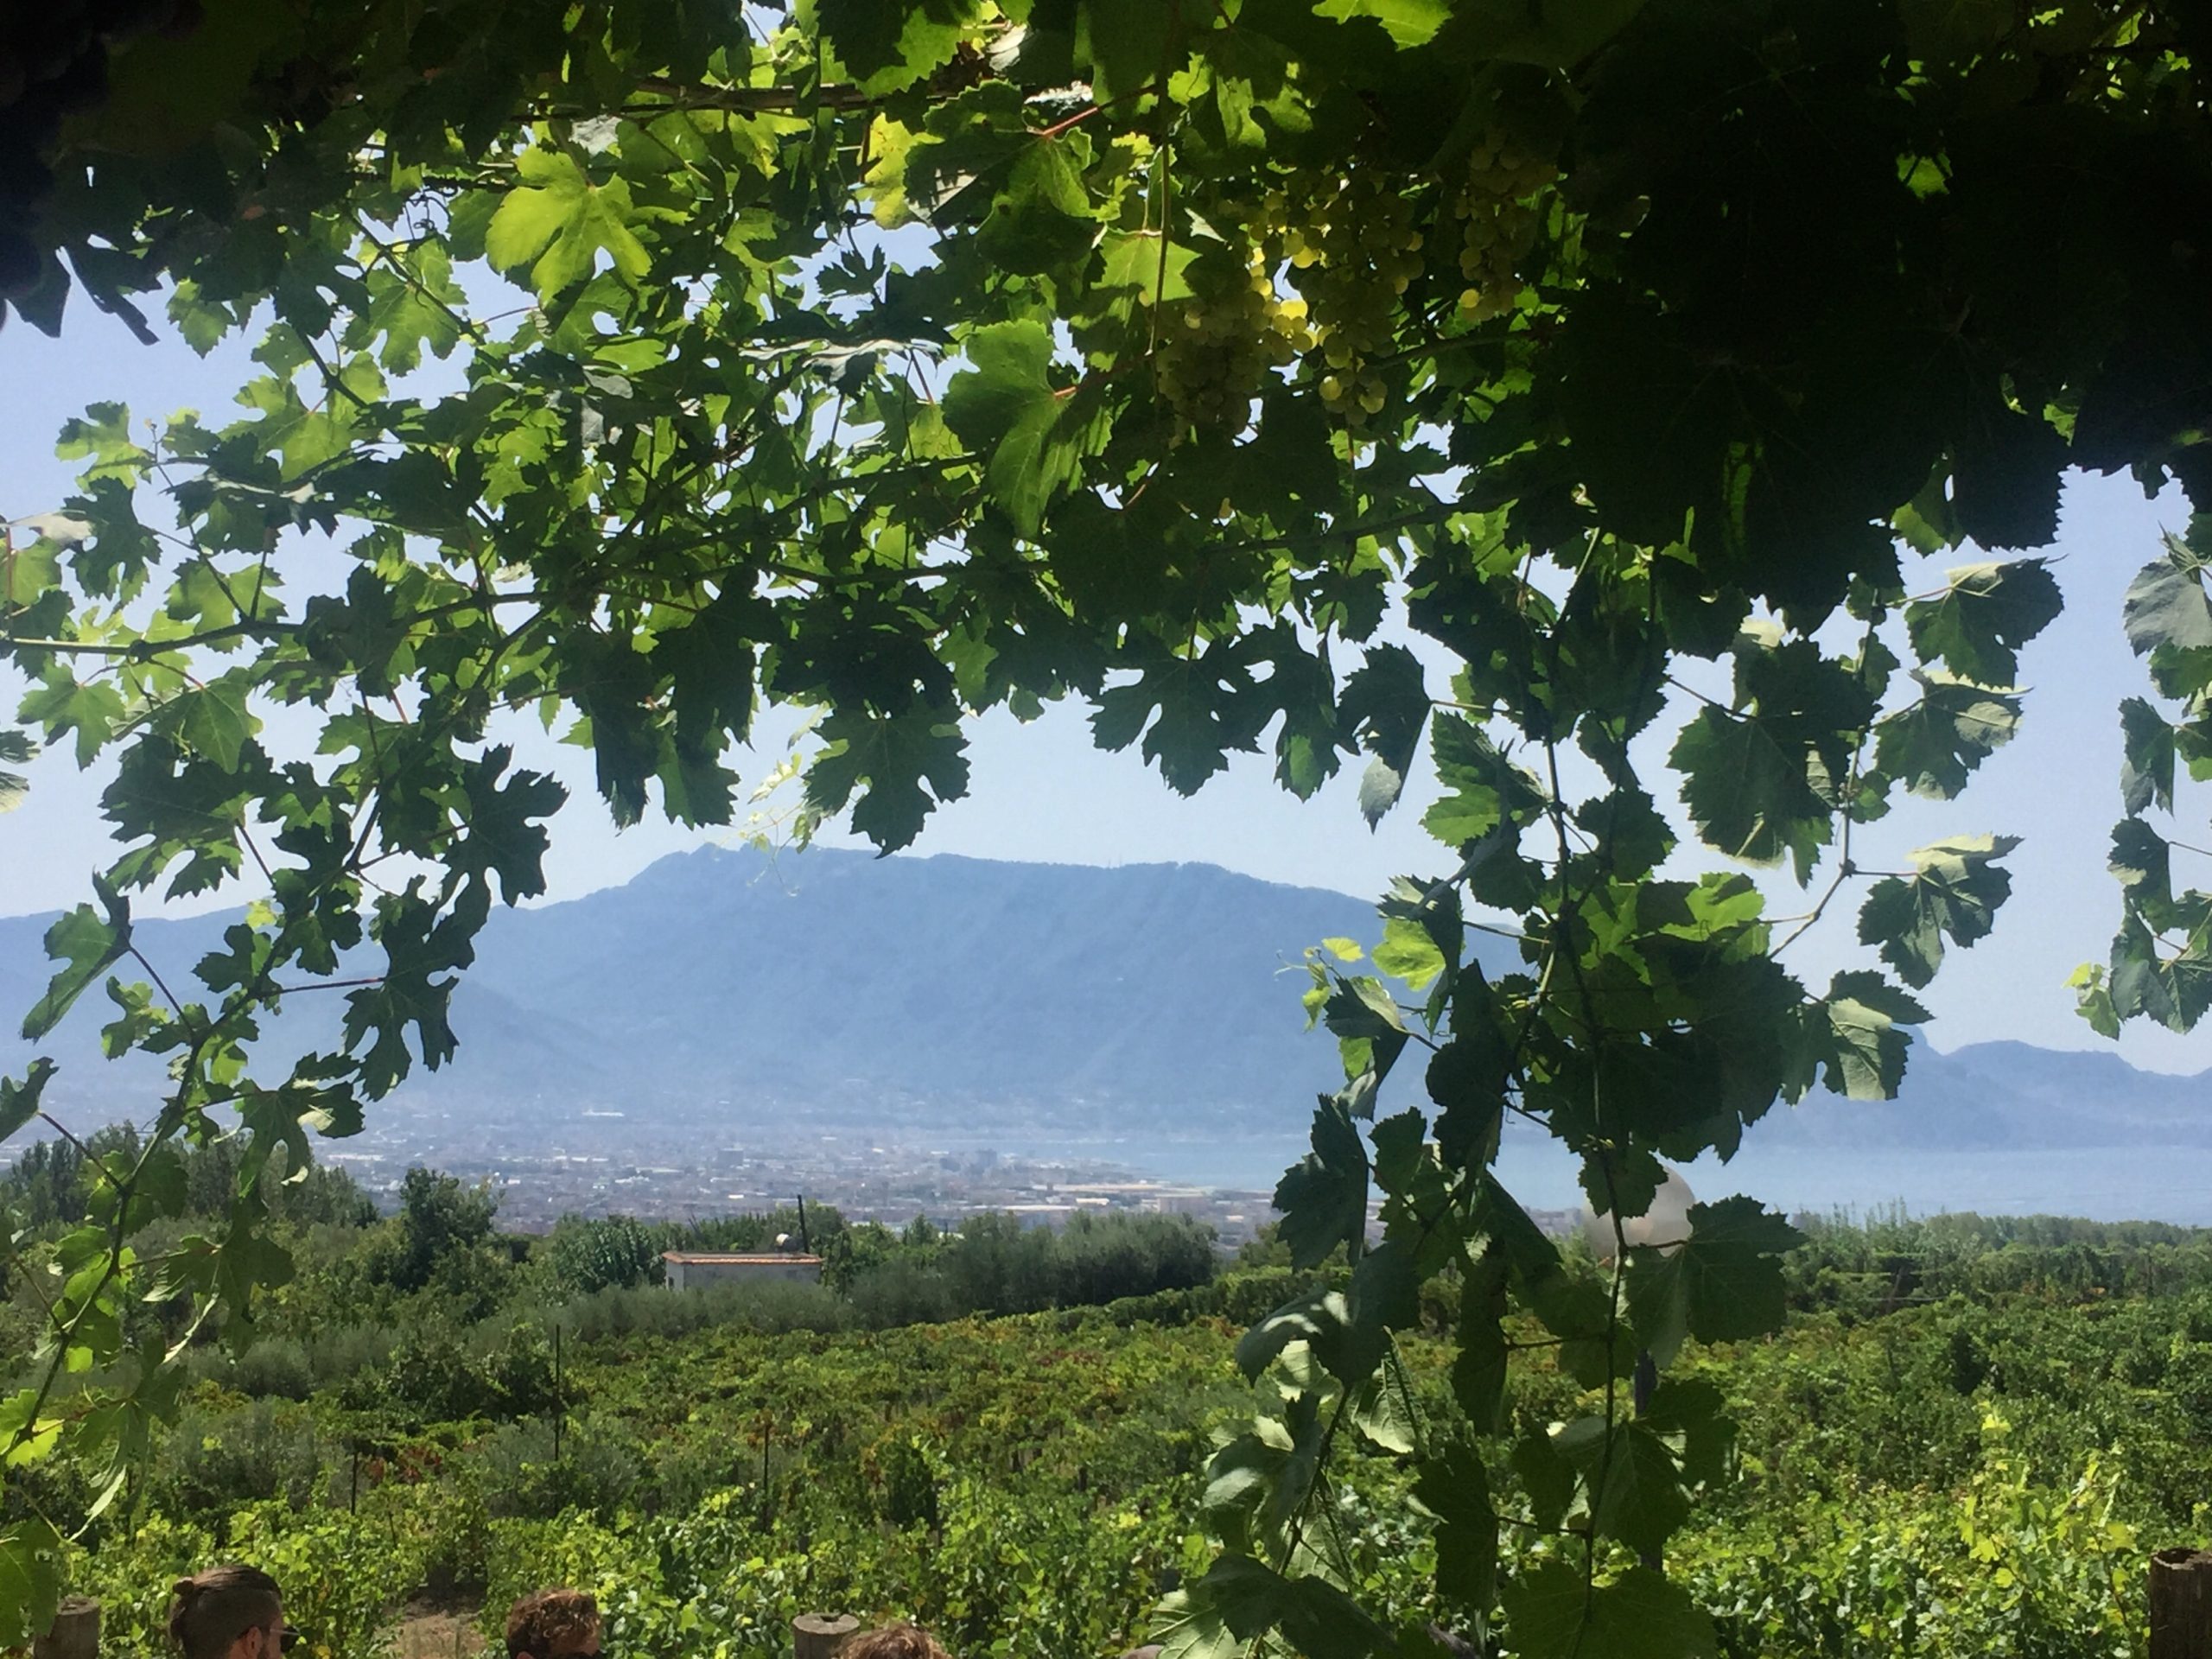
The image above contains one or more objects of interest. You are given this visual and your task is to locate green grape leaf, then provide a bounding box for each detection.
[1415,1444,1497,1620]
[1511,1422,1577,1532]
[52,403,150,485]
[0,1060,57,1147]
[454,748,568,903]
[19,671,126,767]
[1154,1554,1292,1659]
[1273,1098,1370,1268]
[1502,1561,1716,1659]
[1374,914,1447,989]
[1236,1285,1352,1383]
[1856,834,2021,988]
[1892,463,1961,554]
[1349,1338,1421,1454]
[1091,651,1256,797]
[1340,644,1431,828]
[1812,969,1931,1099]
[2120,696,2177,815]
[942,320,1098,534]
[1097,231,1199,306]
[2123,549,2212,658]
[817,0,988,93]
[1554,1414,1690,1555]
[1427,1025,1510,1168]
[977,141,1096,276]
[1670,706,1831,879]
[22,880,132,1041]
[2110,817,2171,912]
[485,147,652,299]
[1640,1376,1734,1490]
[175,678,258,772]
[1624,1195,1804,1365]
[1904,559,2061,684]
[0,1519,63,1650]
[1451,1251,1510,1433]
[1872,671,2020,801]
[803,709,971,853]
[1421,714,1541,848]
[2069,962,2123,1039]
[3,537,60,610]
[1075,0,1179,104]
[2107,910,2212,1033]
[1898,0,2016,60]
[1278,1575,1391,1659]
[1435,0,1652,67]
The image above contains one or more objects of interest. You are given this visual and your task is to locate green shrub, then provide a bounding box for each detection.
[874,1436,940,1530]
[1681,1413,2141,1659]
[480,1418,645,1519]
[150,1401,323,1516]
[556,1276,853,1344]
[848,1258,959,1327]
[234,1338,317,1401]
[545,1216,665,1296]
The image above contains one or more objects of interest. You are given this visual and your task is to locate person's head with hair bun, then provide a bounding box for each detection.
[166,1566,288,1659]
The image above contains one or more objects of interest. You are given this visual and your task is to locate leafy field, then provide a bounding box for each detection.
[22,1201,2212,1659]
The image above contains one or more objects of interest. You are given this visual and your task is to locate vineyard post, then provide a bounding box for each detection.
[791,1613,856,1659]
[31,1599,97,1659]
[553,1324,564,1468]
[2151,1548,2212,1659]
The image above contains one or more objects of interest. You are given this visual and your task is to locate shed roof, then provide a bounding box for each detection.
[663,1251,825,1265]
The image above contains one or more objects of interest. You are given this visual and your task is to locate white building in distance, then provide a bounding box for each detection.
[663,1250,825,1290]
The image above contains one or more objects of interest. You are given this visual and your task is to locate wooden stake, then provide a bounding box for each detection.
[34,1598,99,1659]
[792,1613,857,1659]
[2152,1548,2212,1659]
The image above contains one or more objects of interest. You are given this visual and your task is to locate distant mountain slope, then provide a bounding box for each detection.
[453,847,1443,1109]
[0,848,1491,1120]
[2,849,2206,1147]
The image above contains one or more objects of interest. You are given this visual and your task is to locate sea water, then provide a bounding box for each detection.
[1002,1131,2212,1226]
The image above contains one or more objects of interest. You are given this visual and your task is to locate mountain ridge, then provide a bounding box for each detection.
[1,847,2205,1153]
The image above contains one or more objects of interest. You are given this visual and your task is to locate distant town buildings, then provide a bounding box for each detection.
[313,1092,1435,1250]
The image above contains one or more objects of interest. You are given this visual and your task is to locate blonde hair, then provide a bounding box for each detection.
[167,1567,281,1659]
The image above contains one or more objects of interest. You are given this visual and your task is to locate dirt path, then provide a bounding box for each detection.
[393,1602,489,1659]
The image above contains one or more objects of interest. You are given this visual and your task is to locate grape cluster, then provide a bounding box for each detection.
[1266,170,1425,426]
[0,1,202,314]
[1452,124,1558,322]
[1154,256,1313,435]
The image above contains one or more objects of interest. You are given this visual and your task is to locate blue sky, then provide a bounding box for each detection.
[3,301,2209,1077]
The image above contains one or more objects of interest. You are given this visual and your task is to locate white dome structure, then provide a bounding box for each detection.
[1579,1165,1696,1263]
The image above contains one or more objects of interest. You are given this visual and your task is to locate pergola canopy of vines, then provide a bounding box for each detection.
[0,2,2208,1655]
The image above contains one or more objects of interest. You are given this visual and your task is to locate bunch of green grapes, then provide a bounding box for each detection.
[1265,170,1425,426]
[1154,256,1314,435]
[1452,123,1558,321]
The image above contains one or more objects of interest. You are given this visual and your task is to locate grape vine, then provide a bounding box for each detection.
[1,4,2208,1658]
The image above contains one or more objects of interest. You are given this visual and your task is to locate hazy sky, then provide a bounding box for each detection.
[4,301,2209,1077]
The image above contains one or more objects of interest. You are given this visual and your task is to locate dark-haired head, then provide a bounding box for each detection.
[167,1567,286,1659]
